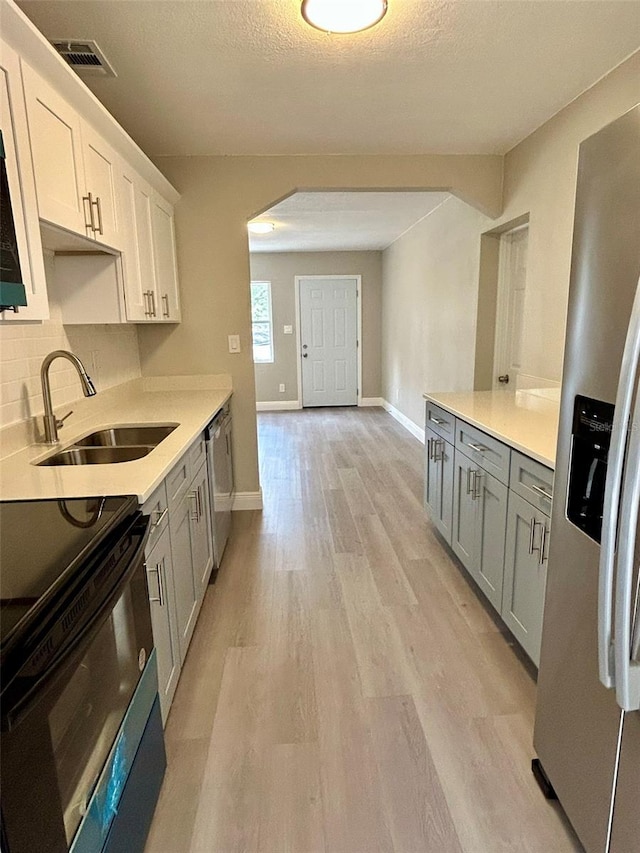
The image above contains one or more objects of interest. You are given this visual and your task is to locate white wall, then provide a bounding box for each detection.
[0,253,141,427]
[382,197,491,428]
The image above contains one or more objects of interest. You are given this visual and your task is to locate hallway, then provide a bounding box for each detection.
[145,407,581,853]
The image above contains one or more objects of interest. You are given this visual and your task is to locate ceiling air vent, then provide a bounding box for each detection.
[51,40,117,77]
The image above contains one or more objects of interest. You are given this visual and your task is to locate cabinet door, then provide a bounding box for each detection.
[451,450,478,573]
[474,470,508,611]
[145,526,180,725]
[502,492,549,665]
[118,168,157,321]
[151,194,181,321]
[435,437,454,544]
[424,426,440,521]
[169,495,199,664]
[0,43,48,320]
[189,463,214,602]
[21,61,88,236]
[81,122,120,249]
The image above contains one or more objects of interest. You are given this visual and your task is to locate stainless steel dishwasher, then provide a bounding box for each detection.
[205,403,234,574]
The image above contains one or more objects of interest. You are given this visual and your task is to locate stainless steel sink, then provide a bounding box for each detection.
[37,446,152,466]
[73,425,177,448]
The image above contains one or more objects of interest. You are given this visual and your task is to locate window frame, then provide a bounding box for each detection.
[250,280,274,364]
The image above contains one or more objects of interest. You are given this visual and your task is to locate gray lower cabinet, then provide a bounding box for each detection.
[142,429,215,724]
[451,449,477,571]
[424,426,454,543]
[452,448,507,611]
[169,488,200,664]
[190,460,214,602]
[145,524,180,724]
[502,491,549,666]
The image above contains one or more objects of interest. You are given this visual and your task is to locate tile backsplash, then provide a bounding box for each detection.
[0,256,141,427]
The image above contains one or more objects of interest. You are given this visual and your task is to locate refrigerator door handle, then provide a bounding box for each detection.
[599,274,640,690]
[614,382,640,711]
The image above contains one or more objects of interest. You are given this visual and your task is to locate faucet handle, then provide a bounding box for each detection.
[56,410,74,429]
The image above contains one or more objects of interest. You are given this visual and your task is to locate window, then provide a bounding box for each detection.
[250,281,274,363]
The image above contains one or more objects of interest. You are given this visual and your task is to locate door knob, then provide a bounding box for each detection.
[498,374,510,384]
[302,353,308,358]
[302,344,308,349]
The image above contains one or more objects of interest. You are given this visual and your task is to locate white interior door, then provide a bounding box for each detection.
[494,225,529,388]
[299,277,358,407]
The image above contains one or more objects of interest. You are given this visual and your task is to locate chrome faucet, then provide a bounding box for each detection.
[40,350,97,443]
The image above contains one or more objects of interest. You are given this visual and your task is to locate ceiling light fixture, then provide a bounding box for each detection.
[301,0,388,34]
[248,222,275,235]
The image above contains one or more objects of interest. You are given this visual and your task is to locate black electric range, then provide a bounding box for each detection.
[0,495,138,650]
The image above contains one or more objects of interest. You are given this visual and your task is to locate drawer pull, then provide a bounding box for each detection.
[531,483,553,501]
[150,506,168,531]
[467,442,488,453]
[429,416,446,426]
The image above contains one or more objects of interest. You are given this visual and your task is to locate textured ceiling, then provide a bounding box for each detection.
[17,1,640,157]
[248,191,450,253]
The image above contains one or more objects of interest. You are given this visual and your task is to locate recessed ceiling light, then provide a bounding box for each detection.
[248,222,275,235]
[301,0,388,34]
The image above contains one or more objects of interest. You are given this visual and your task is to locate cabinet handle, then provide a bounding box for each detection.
[83,192,96,232]
[196,485,203,520]
[162,294,170,318]
[147,559,165,606]
[143,290,151,317]
[92,196,104,235]
[427,438,434,461]
[466,467,474,495]
[531,483,553,501]
[529,517,543,556]
[467,442,488,453]
[189,490,199,522]
[149,290,157,318]
[472,470,483,500]
[150,506,168,532]
[429,415,446,426]
[539,525,548,566]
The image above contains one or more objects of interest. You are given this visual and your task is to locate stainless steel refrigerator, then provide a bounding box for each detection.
[533,105,640,853]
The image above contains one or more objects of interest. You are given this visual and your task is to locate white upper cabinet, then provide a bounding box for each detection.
[118,167,181,323]
[20,60,88,236]
[151,194,181,322]
[3,0,181,325]
[0,39,48,321]
[22,61,123,249]
[81,122,121,249]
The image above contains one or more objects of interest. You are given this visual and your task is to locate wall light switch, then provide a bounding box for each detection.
[283,325,293,335]
[228,334,241,353]
[279,384,286,393]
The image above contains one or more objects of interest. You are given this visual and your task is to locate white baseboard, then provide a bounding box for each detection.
[382,400,425,444]
[256,400,301,412]
[232,490,263,510]
[359,397,384,407]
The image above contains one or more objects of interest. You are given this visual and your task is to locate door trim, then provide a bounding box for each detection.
[294,275,362,408]
[493,222,529,389]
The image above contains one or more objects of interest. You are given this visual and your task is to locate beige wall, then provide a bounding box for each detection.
[138,154,502,494]
[381,52,639,432]
[249,251,383,403]
[382,197,492,428]
[491,51,640,384]
[0,253,141,427]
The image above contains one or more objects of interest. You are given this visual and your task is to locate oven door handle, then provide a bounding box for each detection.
[1,515,151,731]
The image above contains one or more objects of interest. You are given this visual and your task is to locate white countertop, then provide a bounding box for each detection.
[0,377,231,503]
[423,389,560,469]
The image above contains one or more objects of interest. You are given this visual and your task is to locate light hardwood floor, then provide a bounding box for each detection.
[145,407,582,853]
